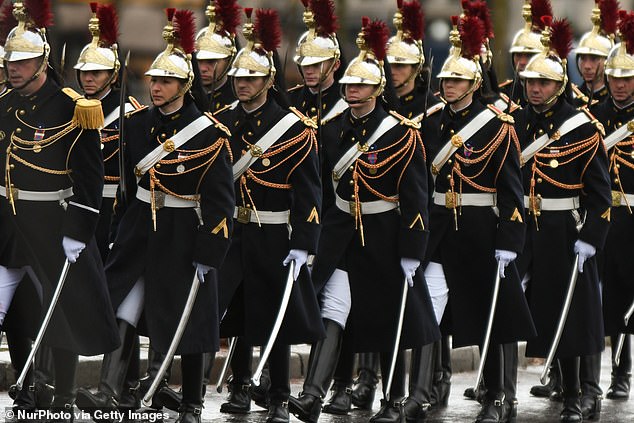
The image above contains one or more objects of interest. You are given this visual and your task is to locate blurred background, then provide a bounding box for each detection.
[32,0,634,102]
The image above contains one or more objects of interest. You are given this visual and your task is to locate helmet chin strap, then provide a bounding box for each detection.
[392,64,420,91]
[439,79,479,105]
[10,54,48,91]
[232,74,274,105]
[339,83,383,105]
[78,70,117,99]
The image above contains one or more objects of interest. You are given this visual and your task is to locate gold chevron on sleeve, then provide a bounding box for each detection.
[601,208,611,222]
[510,208,523,223]
[211,218,229,238]
[307,206,320,224]
[409,213,425,230]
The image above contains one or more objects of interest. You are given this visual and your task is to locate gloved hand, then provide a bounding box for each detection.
[62,236,86,263]
[574,240,596,273]
[193,262,213,283]
[283,249,308,280]
[495,249,517,279]
[400,258,421,287]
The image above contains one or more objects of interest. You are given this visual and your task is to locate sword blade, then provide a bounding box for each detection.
[385,277,409,401]
[215,337,237,393]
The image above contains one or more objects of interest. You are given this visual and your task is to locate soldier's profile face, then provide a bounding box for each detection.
[233,76,268,102]
[198,58,229,87]
[6,57,40,88]
[441,78,471,103]
[390,63,416,88]
[608,75,634,105]
[80,70,113,97]
[525,78,560,106]
[150,76,183,106]
[577,54,605,84]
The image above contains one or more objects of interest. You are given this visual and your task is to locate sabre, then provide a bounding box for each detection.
[142,272,202,406]
[473,261,503,393]
[613,299,634,366]
[252,260,295,386]
[384,277,409,401]
[15,259,71,390]
[215,337,237,393]
[117,51,131,206]
[540,254,580,385]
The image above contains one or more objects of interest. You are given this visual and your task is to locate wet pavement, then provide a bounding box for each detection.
[0,346,633,422]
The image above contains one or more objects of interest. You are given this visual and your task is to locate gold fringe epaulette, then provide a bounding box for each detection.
[204,112,232,137]
[389,110,421,129]
[62,87,104,129]
[289,106,318,129]
[487,103,515,124]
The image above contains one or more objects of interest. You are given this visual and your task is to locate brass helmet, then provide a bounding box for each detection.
[3,1,51,66]
[339,17,388,100]
[520,16,573,104]
[0,45,4,68]
[509,0,551,55]
[436,15,484,103]
[74,3,119,72]
[386,0,424,69]
[229,8,280,80]
[294,0,340,67]
[195,0,240,62]
[575,0,618,58]
[605,10,634,78]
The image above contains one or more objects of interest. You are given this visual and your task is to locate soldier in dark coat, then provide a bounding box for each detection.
[593,20,634,405]
[215,8,324,423]
[74,10,235,423]
[290,16,439,423]
[0,1,120,417]
[516,17,611,423]
[423,15,535,423]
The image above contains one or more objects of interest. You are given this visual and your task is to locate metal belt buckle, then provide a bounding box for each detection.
[612,191,622,207]
[529,195,541,216]
[154,191,165,210]
[445,192,457,209]
[237,206,252,224]
[349,201,361,217]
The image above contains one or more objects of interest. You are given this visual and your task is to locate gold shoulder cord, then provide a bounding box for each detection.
[609,133,634,213]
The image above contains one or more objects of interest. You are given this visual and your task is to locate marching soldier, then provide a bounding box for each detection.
[517,16,611,422]
[571,0,618,108]
[424,14,535,423]
[215,8,324,423]
[289,17,440,423]
[196,0,240,114]
[0,0,120,417]
[74,9,235,423]
[571,1,619,419]
[593,10,634,404]
[499,0,552,107]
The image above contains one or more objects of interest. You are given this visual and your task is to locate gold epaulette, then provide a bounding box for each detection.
[389,110,421,129]
[498,79,513,89]
[571,83,590,105]
[128,95,144,110]
[62,87,104,130]
[498,93,522,114]
[204,112,232,137]
[289,106,318,129]
[212,104,231,116]
[321,110,344,125]
[581,107,605,136]
[0,88,11,99]
[487,103,515,124]
[287,84,304,93]
[126,105,148,118]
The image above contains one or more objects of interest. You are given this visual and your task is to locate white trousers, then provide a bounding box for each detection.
[320,269,352,329]
[424,261,449,324]
[116,278,145,327]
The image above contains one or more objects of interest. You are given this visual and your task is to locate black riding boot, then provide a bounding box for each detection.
[48,348,78,423]
[75,320,136,415]
[7,331,36,413]
[369,351,406,423]
[502,342,518,422]
[431,336,452,407]
[402,343,434,422]
[175,354,204,423]
[322,339,354,415]
[579,353,602,420]
[137,344,170,410]
[351,352,379,410]
[530,360,563,401]
[220,339,253,413]
[34,345,56,409]
[559,357,582,423]
[118,337,140,413]
[288,319,343,423]
[265,342,290,423]
[607,334,631,400]
[474,344,504,423]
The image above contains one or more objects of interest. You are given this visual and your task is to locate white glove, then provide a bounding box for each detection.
[574,240,596,273]
[283,249,308,280]
[62,236,86,263]
[400,258,421,287]
[495,249,517,279]
[193,262,213,283]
